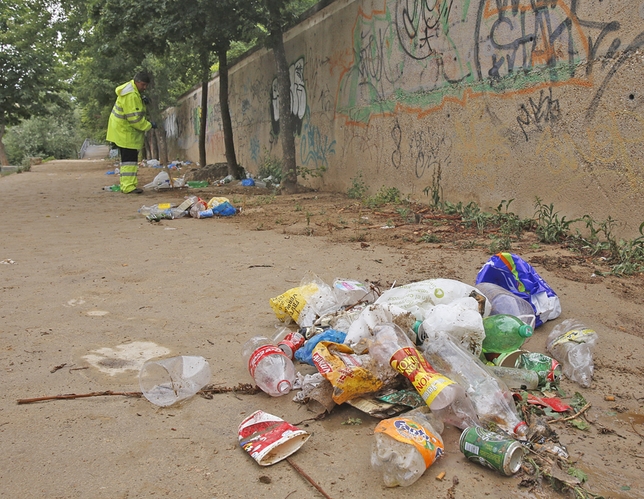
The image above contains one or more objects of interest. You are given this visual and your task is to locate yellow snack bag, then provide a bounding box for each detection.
[311,342,383,404]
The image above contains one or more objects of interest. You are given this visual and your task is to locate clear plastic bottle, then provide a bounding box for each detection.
[546,319,598,388]
[482,314,534,354]
[487,365,539,390]
[420,331,528,439]
[371,410,444,487]
[369,324,479,429]
[476,282,536,329]
[241,336,296,396]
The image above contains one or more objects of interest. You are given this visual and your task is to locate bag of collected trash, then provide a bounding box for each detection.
[143,171,170,190]
[416,297,486,356]
[211,201,236,216]
[375,279,490,320]
[343,303,418,354]
[311,341,383,404]
[475,252,561,328]
[269,273,339,327]
[294,329,346,365]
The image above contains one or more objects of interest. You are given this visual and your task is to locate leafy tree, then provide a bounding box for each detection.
[0,0,67,165]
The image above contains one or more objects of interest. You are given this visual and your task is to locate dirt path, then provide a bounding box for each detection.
[1,160,643,499]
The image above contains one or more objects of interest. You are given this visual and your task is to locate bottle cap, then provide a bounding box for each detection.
[518,324,533,338]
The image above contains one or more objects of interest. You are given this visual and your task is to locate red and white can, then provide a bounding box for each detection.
[277,332,305,359]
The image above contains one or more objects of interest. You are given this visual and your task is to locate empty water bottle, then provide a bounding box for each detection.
[546,319,598,388]
[476,282,536,329]
[420,331,528,439]
[371,410,444,487]
[482,315,533,354]
[241,336,296,396]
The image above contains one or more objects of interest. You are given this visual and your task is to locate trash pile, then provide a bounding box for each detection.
[234,253,600,490]
[135,252,600,493]
[138,195,238,221]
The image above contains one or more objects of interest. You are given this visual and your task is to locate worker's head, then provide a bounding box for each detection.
[134,71,151,92]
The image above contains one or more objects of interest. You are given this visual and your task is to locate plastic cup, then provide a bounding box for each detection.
[139,355,211,407]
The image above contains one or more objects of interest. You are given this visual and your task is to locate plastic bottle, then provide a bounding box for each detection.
[369,324,479,429]
[420,331,528,439]
[241,336,296,396]
[475,282,536,329]
[482,315,533,354]
[546,319,598,388]
[487,365,539,390]
[371,410,444,487]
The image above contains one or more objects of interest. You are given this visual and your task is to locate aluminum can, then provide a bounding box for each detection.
[277,332,305,359]
[459,426,524,475]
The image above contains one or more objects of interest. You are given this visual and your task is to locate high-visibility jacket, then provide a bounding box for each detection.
[106,80,152,150]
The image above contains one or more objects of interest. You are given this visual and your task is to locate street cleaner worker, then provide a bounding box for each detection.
[106,71,156,194]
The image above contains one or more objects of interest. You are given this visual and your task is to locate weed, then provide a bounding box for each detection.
[248,195,275,206]
[489,235,513,253]
[258,149,282,183]
[275,218,283,225]
[534,197,580,243]
[420,233,441,243]
[349,232,368,242]
[294,204,303,212]
[305,212,313,226]
[364,186,404,208]
[347,172,367,199]
[422,163,443,210]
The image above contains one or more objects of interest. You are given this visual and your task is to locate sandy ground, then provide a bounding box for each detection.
[1,159,643,499]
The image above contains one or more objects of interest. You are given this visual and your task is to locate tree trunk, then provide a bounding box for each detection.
[270,29,298,193]
[0,112,8,166]
[218,47,243,179]
[157,125,168,165]
[199,54,209,168]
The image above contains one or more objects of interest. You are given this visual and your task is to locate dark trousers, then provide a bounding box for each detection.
[119,148,138,163]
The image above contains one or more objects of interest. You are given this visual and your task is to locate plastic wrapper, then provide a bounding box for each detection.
[546,319,598,388]
[311,341,383,404]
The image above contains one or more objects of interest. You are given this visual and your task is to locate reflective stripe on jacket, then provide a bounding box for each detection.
[106,80,152,150]
[119,162,139,193]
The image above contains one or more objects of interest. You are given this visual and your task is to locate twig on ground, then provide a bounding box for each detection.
[17,391,142,404]
[549,402,591,423]
[286,457,333,499]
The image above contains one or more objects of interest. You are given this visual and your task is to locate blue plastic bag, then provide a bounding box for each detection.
[241,178,255,186]
[475,253,561,328]
[211,201,237,216]
[295,329,347,365]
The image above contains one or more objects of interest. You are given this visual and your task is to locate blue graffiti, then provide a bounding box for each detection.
[250,136,260,163]
[299,117,336,169]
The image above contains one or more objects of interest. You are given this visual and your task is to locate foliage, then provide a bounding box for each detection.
[363,186,404,209]
[4,102,85,164]
[347,172,367,199]
[258,149,283,183]
[534,197,580,243]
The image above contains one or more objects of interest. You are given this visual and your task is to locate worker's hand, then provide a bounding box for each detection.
[142,96,150,105]
[150,121,157,129]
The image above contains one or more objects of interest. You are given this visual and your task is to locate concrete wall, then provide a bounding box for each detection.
[164,0,644,237]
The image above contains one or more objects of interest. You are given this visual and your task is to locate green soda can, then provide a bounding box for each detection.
[516,352,562,386]
[460,426,524,475]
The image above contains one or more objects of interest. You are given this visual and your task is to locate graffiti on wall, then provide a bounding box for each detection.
[516,87,560,141]
[336,0,644,126]
[271,57,308,136]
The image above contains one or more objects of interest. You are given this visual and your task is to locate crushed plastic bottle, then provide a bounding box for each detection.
[482,314,533,354]
[475,282,536,329]
[369,323,479,429]
[420,331,528,439]
[241,336,296,397]
[487,365,539,390]
[371,409,444,487]
[546,319,598,388]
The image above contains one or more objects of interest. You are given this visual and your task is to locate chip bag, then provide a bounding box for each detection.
[311,342,383,404]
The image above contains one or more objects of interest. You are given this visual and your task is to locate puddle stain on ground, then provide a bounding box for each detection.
[83,341,170,375]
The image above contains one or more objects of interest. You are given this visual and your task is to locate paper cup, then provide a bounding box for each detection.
[139,355,211,407]
[238,410,310,466]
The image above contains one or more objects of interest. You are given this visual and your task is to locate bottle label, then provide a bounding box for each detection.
[248,345,287,377]
[375,417,444,468]
[389,347,454,406]
[551,328,595,347]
